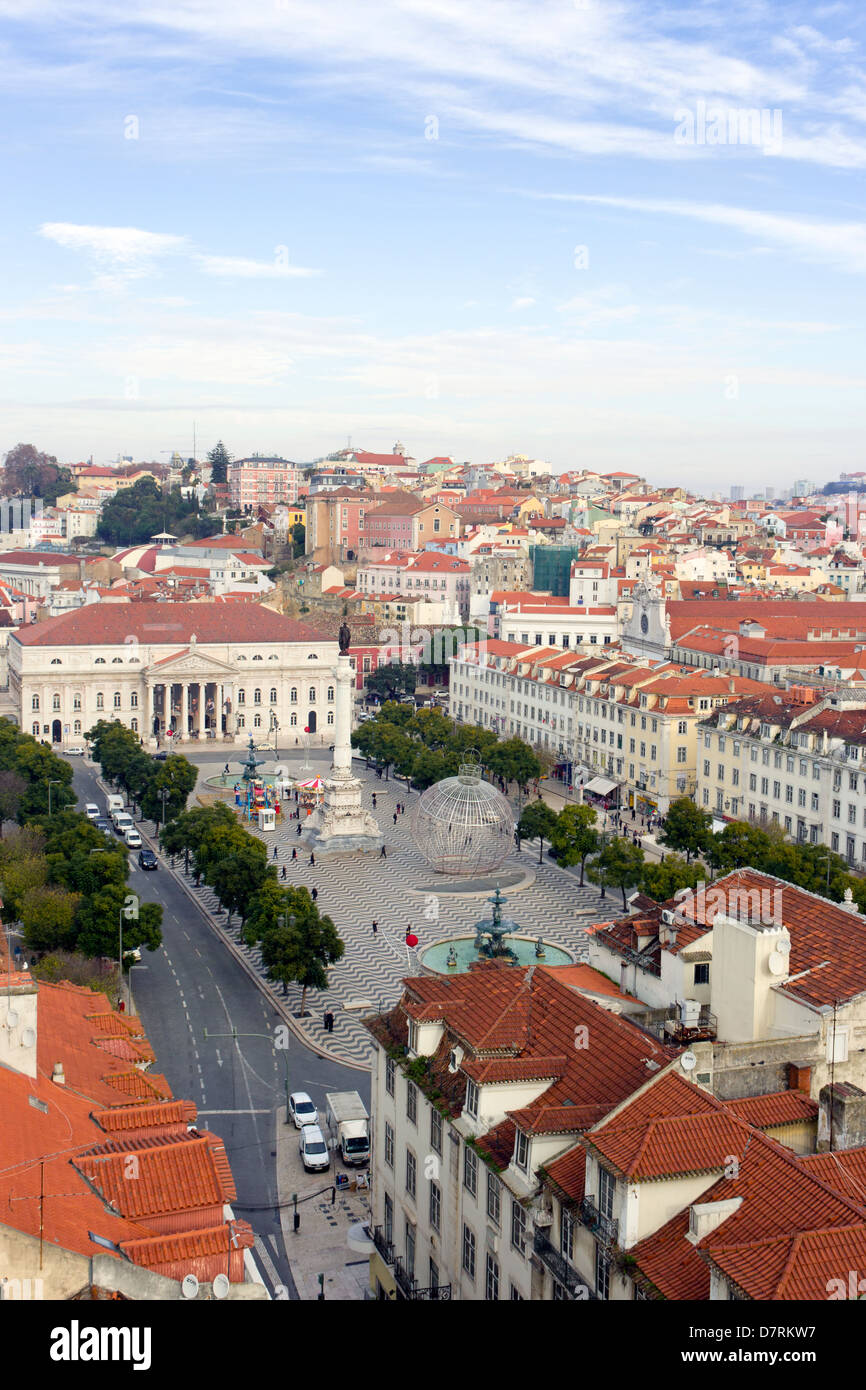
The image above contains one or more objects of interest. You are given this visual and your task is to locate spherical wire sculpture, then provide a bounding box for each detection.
[411,752,515,876]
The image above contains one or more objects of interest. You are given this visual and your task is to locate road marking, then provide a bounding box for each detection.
[216,1048,223,1068]
[183,930,190,941]
[253,1235,282,1291]
[198,1108,271,1115]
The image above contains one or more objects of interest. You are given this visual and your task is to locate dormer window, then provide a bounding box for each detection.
[514,1130,530,1171]
[465,1078,479,1119]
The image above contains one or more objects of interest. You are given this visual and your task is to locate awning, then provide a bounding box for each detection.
[583,776,620,797]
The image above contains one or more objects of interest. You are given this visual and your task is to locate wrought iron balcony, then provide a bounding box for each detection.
[579,1196,619,1247]
[393,1256,451,1300]
[372,1225,395,1266]
[533,1230,596,1299]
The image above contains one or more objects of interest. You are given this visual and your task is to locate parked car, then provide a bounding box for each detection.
[299,1123,330,1172]
[124,827,142,849]
[64,744,86,756]
[138,848,158,870]
[85,803,100,820]
[289,1091,318,1129]
[123,947,142,963]
[153,751,168,761]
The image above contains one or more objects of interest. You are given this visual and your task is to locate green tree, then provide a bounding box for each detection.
[0,770,26,834]
[550,803,598,885]
[587,838,646,910]
[161,801,236,880]
[659,798,712,863]
[365,662,417,701]
[290,521,305,557]
[86,719,142,789]
[409,708,454,749]
[207,439,233,485]
[518,801,559,863]
[75,882,162,960]
[20,885,79,953]
[640,854,702,903]
[254,888,344,1013]
[140,753,197,831]
[410,746,454,791]
[486,737,542,790]
[0,854,49,920]
[2,443,69,501]
[707,820,772,873]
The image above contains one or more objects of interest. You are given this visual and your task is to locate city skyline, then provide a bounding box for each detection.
[0,1,864,486]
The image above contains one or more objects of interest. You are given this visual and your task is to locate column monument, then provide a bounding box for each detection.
[302,621,382,856]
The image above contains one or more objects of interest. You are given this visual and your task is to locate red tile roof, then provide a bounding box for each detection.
[12,601,333,648]
[723,1090,818,1129]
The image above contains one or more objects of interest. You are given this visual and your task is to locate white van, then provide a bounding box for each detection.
[106,794,124,816]
[113,812,134,837]
[124,826,142,849]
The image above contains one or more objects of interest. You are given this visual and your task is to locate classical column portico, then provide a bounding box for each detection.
[180,684,188,740]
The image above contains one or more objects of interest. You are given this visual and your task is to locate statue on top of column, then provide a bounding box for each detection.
[338,619,351,654]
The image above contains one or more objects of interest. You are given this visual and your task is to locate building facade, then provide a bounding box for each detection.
[8,602,339,749]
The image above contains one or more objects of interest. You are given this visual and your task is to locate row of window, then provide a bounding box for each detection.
[32,686,335,711]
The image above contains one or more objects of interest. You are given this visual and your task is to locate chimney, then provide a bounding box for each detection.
[787,1061,811,1094]
[51,1062,65,1086]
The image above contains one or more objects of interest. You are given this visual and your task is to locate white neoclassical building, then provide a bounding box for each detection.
[7,602,340,750]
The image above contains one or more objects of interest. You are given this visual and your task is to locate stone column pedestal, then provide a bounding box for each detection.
[301,654,382,856]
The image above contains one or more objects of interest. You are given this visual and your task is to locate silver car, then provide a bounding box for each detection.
[299,1124,330,1172]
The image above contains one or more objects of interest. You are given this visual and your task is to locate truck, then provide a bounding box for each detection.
[325,1091,370,1166]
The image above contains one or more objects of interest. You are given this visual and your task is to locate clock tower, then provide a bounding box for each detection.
[623,578,669,658]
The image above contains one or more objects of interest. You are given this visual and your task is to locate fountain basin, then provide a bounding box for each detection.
[419,934,574,975]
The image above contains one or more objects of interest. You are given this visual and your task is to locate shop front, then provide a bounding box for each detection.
[582,775,621,810]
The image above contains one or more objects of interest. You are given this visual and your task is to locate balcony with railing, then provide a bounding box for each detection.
[393,1256,451,1300]
[533,1230,597,1299]
[372,1225,395,1267]
[579,1196,619,1247]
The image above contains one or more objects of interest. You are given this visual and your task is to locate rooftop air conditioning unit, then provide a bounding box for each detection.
[661,909,675,925]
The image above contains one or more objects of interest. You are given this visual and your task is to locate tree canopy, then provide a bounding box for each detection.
[96,476,218,546]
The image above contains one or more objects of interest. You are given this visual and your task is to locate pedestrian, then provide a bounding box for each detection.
[296,824,302,836]
[273,845,278,860]
[393,812,398,826]
[224,763,229,774]
[312,887,318,902]
[281,864,287,880]
[292,847,297,861]
[380,844,387,858]
[372,919,378,934]
[372,793,377,808]
[309,852,315,866]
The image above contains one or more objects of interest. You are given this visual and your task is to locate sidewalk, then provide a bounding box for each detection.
[275,1111,371,1301]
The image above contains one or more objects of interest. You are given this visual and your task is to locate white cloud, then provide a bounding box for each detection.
[510,296,536,310]
[524,192,866,273]
[39,223,185,269]
[196,254,321,279]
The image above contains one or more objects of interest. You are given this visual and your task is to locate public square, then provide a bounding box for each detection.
[175,746,616,1068]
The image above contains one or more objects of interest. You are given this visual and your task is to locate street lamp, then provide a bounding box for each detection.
[118,892,139,1008]
[158,786,170,833]
[270,711,280,759]
[47,779,62,815]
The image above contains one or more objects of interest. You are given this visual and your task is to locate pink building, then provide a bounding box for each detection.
[229,456,300,509]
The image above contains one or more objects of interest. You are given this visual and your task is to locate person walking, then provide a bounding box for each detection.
[296,823,302,836]
[273,845,278,860]
[372,793,377,808]
[372,919,378,935]
[309,852,315,866]
[292,847,297,861]
[311,887,318,902]
[393,812,398,826]
[281,864,287,880]
[380,844,387,858]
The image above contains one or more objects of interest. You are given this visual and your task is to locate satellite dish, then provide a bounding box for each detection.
[181,1273,200,1300]
[776,937,791,956]
[767,951,787,976]
[21,1027,36,1048]
[212,1273,230,1300]
[6,1010,19,1030]
[680,1051,697,1071]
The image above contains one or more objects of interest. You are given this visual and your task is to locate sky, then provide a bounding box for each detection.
[0,0,864,489]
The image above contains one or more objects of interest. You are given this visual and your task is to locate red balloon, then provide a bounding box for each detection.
[304,726,310,733]
[405,933,418,948]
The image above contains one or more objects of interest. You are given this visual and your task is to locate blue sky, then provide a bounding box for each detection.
[0,0,864,488]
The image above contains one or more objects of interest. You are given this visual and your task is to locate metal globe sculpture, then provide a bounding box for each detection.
[411,754,514,876]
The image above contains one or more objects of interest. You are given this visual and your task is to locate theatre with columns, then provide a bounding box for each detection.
[7,603,340,749]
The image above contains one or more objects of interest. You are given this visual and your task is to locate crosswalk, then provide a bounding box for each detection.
[175,778,614,1067]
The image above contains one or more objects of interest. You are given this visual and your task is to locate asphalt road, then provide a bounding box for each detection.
[66,754,371,1301]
